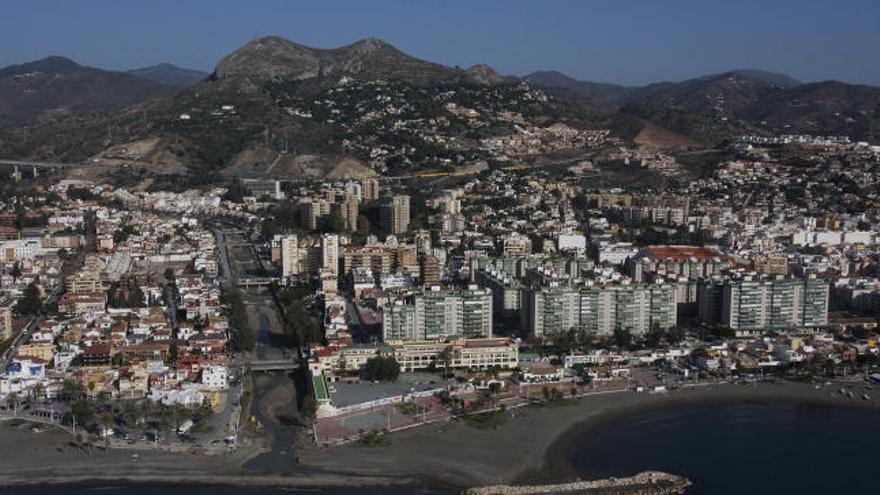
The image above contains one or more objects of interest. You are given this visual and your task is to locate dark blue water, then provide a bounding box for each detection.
[567,402,880,495]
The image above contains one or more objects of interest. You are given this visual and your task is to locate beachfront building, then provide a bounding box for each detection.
[699,274,830,331]
[381,287,493,341]
[521,282,677,337]
[313,338,519,374]
[391,337,519,372]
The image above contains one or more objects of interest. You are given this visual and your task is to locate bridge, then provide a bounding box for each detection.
[247,359,300,372]
[0,159,105,181]
[237,277,276,288]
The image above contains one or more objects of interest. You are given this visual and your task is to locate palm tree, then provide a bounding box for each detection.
[438,346,453,378]
[31,383,45,403]
[10,393,21,417]
[138,399,153,426]
[99,411,113,448]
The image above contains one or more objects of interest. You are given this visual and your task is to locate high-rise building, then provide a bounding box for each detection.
[344,181,363,202]
[340,194,359,232]
[343,246,394,276]
[300,199,330,230]
[420,254,443,288]
[280,234,300,277]
[381,195,410,234]
[382,287,493,341]
[716,275,829,331]
[321,234,339,275]
[362,178,380,202]
[0,301,13,340]
[521,283,677,338]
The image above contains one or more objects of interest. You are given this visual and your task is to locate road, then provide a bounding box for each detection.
[1,282,66,372]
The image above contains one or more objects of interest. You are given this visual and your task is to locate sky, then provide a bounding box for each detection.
[1,0,879,86]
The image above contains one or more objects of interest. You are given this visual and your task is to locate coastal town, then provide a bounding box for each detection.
[1,127,878,455]
[1,4,880,493]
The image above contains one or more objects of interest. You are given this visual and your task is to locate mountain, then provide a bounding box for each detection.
[623,72,880,141]
[522,70,632,105]
[3,41,876,178]
[723,69,802,89]
[128,63,208,88]
[524,68,878,142]
[212,36,492,88]
[0,56,173,127]
[1,36,611,178]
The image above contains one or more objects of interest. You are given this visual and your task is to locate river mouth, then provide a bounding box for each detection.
[242,371,301,474]
[554,401,880,495]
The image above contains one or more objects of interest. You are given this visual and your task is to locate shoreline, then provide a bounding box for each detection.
[531,379,880,484]
[2,379,877,491]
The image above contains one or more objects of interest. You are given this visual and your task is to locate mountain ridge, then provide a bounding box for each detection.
[0,55,174,127]
[128,63,208,88]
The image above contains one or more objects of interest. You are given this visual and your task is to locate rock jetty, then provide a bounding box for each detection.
[463,471,692,495]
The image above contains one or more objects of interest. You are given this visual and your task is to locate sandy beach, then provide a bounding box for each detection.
[1,379,877,490]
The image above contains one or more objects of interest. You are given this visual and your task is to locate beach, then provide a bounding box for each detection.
[1,379,877,490]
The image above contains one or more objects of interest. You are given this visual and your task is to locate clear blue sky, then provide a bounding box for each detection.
[1,0,879,86]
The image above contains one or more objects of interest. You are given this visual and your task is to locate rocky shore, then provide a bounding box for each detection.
[463,471,692,495]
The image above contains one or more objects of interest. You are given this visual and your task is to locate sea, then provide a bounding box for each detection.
[566,402,880,494]
[4,402,878,495]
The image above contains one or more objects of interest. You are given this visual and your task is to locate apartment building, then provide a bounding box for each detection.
[382,287,493,341]
[700,275,829,330]
[521,282,677,337]
[380,195,410,234]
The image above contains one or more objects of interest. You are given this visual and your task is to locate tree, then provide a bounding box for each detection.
[554,328,578,356]
[644,325,664,348]
[71,399,96,427]
[62,380,85,401]
[16,281,43,316]
[667,326,686,344]
[614,328,633,350]
[437,346,453,378]
[9,262,21,282]
[362,356,401,382]
[129,285,145,308]
[99,411,114,447]
[31,383,45,402]
[139,399,153,426]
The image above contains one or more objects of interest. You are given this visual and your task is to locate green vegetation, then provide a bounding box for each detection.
[107,281,145,308]
[396,401,426,417]
[221,288,256,352]
[70,399,96,426]
[460,409,506,430]
[362,356,401,382]
[112,225,139,244]
[15,280,42,316]
[356,429,391,447]
[311,373,329,402]
[277,285,322,347]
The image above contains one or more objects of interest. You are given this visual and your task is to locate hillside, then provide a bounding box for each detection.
[0,36,621,177]
[128,63,208,88]
[0,56,174,127]
[526,68,879,143]
[212,36,486,88]
[521,70,631,105]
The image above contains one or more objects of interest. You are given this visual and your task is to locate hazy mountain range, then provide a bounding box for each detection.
[127,63,208,89]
